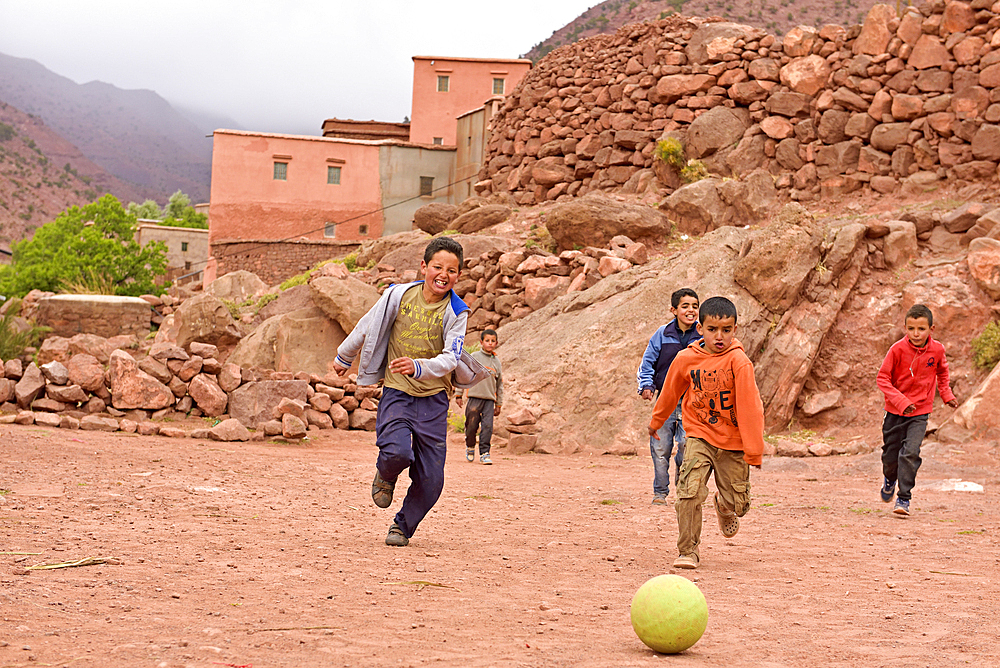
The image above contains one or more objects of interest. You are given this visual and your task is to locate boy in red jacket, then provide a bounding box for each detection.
[649,296,765,570]
[876,304,958,517]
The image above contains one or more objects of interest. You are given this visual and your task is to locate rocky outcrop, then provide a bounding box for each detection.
[474,4,1000,205]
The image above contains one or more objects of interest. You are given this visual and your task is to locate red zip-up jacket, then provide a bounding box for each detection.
[876,336,956,416]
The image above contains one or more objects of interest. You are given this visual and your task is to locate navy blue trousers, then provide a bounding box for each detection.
[375,387,449,539]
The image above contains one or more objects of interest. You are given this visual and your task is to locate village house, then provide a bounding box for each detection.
[136,222,209,285]
[204,55,530,284]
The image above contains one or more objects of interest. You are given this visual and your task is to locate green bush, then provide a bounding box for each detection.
[654,138,686,170]
[0,299,50,360]
[680,159,710,184]
[972,321,1000,369]
[448,409,465,434]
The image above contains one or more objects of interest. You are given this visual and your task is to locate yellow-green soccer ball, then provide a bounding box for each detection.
[630,574,708,653]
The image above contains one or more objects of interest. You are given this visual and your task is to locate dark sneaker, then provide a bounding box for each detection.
[651,495,667,505]
[385,523,409,547]
[880,477,896,503]
[480,453,492,465]
[673,554,699,569]
[371,470,395,508]
[893,498,910,516]
[466,448,475,462]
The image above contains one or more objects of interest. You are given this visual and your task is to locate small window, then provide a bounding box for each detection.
[467,136,472,146]
[437,75,449,92]
[184,261,192,271]
[327,165,341,184]
[432,137,443,145]
[273,162,288,180]
[358,224,369,235]
[181,242,189,252]
[324,223,336,238]
[420,176,434,197]
[493,78,505,95]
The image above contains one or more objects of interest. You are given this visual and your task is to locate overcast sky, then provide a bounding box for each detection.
[0,0,598,136]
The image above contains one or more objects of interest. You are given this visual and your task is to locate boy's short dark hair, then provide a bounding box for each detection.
[906,303,933,326]
[424,237,464,266]
[700,296,738,324]
[481,329,498,340]
[671,287,699,309]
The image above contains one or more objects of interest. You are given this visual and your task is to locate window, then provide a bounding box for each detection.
[420,176,434,197]
[181,242,188,252]
[493,78,505,95]
[184,261,192,271]
[273,162,287,180]
[358,224,369,235]
[324,223,336,238]
[327,165,341,184]
[432,137,443,145]
[437,75,449,92]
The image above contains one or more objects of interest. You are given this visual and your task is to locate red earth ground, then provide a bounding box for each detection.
[1,422,997,668]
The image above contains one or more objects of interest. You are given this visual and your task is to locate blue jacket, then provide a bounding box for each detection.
[636,319,700,394]
[335,281,489,389]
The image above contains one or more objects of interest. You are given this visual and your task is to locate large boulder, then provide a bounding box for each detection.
[967,237,1000,299]
[188,374,229,417]
[206,270,267,304]
[67,353,106,392]
[14,363,46,409]
[255,284,315,323]
[413,203,457,235]
[173,292,244,349]
[354,230,430,269]
[309,268,380,334]
[658,178,731,235]
[228,380,310,429]
[449,204,512,234]
[685,22,765,65]
[544,193,672,251]
[686,107,749,159]
[227,306,346,376]
[376,234,518,275]
[107,349,174,411]
[951,362,1000,436]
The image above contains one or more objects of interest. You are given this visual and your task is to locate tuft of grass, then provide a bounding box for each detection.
[0,299,50,360]
[680,159,709,184]
[957,529,984,535]
[600,499,621,505]
[972,321,1000,369]
[448,409,465,434]
[654,137,686,170]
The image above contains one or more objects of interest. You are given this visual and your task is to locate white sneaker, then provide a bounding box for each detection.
[480,453,492,465]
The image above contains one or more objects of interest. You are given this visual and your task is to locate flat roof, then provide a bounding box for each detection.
[412,55,532,65]
[213,129,454,151]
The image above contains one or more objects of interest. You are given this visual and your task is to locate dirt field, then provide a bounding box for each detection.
[1,423,997,668]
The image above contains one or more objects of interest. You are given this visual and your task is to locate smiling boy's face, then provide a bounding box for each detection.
[420,250,461,302]
[671,296,699,332]
[698,315,737,354]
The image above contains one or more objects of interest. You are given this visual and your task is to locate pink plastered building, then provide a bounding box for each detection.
[410,56,531,146]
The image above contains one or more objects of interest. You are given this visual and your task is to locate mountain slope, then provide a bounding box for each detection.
[0,52,211,202]
[524,0,882,60]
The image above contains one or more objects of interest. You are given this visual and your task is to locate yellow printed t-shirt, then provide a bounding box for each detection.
[384,285,451,397]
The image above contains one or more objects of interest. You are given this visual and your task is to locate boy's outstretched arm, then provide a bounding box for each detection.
[637,329,662,398]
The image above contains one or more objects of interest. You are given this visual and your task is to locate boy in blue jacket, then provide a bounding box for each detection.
[636,288,700,504]
[334,237,488,547]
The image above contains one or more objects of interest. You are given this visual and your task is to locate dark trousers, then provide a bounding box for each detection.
[465,398,495,454]
[375,387,449,539]
[881,412,929,502]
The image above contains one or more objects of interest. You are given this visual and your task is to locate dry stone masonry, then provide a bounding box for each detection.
[476,1,1000,206]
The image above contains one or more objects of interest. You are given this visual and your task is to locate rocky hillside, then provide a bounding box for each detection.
[525,0,884,60]
[0,52,212,203]
[0,101,150,247]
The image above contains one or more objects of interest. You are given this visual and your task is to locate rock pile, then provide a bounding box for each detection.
[476,2,1000,204]
[0,336,382,441]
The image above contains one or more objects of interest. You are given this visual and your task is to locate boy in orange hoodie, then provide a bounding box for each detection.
[649,296,765,570]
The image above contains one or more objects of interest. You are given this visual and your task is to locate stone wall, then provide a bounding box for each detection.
[211,238,362,285]
[476,1,1000,204]
[35,295,152,339]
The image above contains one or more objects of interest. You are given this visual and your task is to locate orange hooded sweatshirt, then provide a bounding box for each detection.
[649,338,765,466]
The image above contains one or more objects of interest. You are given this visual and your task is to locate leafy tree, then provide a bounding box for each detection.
[127,190,208,229]
[0,194,169,297]
[128,199,163,220]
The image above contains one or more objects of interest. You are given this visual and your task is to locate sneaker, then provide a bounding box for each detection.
[385,523,409,547]
[480,453,492,465]
[371,470,395,509]
[880,477,896,503]
[651,495,667,505]
[673,554,699,569]
[466,448,475,462]
[893,498,910,516]
[714,493,740,538]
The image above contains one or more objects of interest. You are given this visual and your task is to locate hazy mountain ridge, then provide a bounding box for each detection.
[0,52,211,203]
[525,0,881,60]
